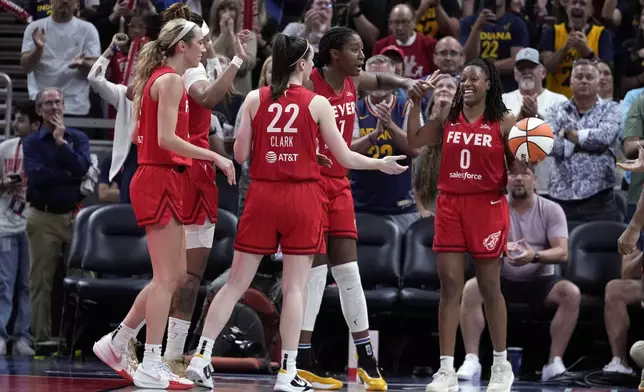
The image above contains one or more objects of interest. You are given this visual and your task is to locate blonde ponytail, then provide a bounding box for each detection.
[131,40,164,119]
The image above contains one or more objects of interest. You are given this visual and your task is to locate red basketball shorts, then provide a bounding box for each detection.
[322,176,357,240]
[234,181,328,255]
[432,192,509,259]
[182,159,219,225]
[130,165,186,228]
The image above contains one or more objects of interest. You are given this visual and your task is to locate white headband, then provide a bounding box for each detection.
[201,21,210,37]
[289,41,310,67]
[168,20,197,49]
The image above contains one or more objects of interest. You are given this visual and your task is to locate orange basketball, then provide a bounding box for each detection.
[507,117,554,164]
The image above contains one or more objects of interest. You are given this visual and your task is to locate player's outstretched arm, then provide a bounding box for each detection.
[311,96,408,175]
[407,71,451,148]
[354,72,428,102]
[234,90,259,164]
[156,73,219,162]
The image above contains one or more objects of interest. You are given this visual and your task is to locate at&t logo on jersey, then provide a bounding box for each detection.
[265,151,299,164]
[445,130,491,182]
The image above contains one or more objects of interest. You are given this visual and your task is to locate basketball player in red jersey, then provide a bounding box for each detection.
[407,58,520,392]
[297,26,427,391]
[92,19,231,390]
[184,34,408,392]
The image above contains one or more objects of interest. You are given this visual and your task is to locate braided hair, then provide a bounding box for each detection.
[315,26,359,69]
[447,57,508,123]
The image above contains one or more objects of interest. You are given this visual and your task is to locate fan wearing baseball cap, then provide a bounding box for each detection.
[501,47,567,198]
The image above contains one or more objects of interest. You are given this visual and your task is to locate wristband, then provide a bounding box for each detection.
[351,9,362,18]
[230,56,243,68]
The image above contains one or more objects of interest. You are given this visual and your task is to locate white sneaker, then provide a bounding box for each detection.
[185,353,214,389]
[133,361,194,389]
[457,354,482,381]
[0,338,6,356]
[603,356,635,375]
[487,361,514,392]
[12,339,35,356]
[426,367,458,392]
[541,357,566,381]
[274,370,313,392]
[93,332,135,381]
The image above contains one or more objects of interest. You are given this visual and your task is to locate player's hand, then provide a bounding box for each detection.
[520,94,538,119]
[407,78,431,103]
[376,155,408,175]
[618,225,641,255]
[617,144,644,172]
[316,153,332,168]
[213,154,236,185]
[32,27,45,49]
[234,30,250,60]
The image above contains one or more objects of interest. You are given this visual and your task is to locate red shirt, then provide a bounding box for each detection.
[250,85,321,182]
[136,66,191,167]
[373,33,437,78]
[187,95,211,150]
[310,68,357,178]
[438,112,506,194]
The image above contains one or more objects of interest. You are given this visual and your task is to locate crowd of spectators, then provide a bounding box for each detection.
[2,0,644,382]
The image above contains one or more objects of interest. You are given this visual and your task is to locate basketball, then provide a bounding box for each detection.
[507,117,555,164]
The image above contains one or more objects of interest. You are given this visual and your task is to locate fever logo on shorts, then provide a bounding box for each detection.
[483,230,501,251]
[266,151,277,164]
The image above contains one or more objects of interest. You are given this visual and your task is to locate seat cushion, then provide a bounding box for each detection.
[398,288,441,309]
[76,277,150,304]
[322,286,399,310]
[63,276,81,292]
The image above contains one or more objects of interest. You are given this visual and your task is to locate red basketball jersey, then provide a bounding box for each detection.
[136,66,191,166]
[438,112,507,194]
[310,68,357,178]
[249,85,320,182]
[187,95,211,149]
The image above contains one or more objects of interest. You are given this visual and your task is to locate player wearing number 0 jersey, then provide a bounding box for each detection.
[185,34,408,392]
[297,27,428,391]
[93,18,222,390]
[407,59,519,392]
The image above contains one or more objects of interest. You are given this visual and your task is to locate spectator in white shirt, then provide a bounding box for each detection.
[502,48,568,197]
[0,101,40,356]
[20,0,101,117]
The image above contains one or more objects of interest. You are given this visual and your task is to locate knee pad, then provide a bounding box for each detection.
[185,220,216,249]
[331,262,369,333]
[302,264,328,331]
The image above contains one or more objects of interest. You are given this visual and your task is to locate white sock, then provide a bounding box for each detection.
[111,323,135,350]
[493,350,507,366]
[440,355,454,371]
[142,343,162,367]
[195,336,215,359]
[132,320,145,340]
[301,264,327,331]
[281,350,297,375]
[332,262,369,333]
[164,317,191,360]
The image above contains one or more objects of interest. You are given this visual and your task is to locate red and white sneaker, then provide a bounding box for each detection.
[133,361,194,390]
[93,332,135,381]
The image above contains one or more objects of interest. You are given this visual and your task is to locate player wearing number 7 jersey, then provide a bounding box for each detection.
[407,58,523,392]
[298,27,428,391]
[184,34,408,392]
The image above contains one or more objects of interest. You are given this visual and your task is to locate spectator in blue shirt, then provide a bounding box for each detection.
[460,0,529,92]
[23,87,90,343]
[97,155,121,204]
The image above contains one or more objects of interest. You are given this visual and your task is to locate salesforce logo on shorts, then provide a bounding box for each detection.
[266,151,277,164]
[449,171,483,180]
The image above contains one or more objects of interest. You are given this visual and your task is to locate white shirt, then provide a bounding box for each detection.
[87,55,132,182]
[21,17,101,115]
[502,88,568,195]
[0,138,28,235]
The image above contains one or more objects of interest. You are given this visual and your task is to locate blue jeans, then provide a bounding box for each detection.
[0,233,30,339]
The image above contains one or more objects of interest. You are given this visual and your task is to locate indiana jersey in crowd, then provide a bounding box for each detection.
[460,1,530,92]
[414,0,461,39]
[349,56,422,231]
[373,3,437,79]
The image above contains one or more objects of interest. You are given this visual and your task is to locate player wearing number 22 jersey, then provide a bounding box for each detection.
[234,84,329,256]
[433,112,510,259]
[310,67,359,239]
